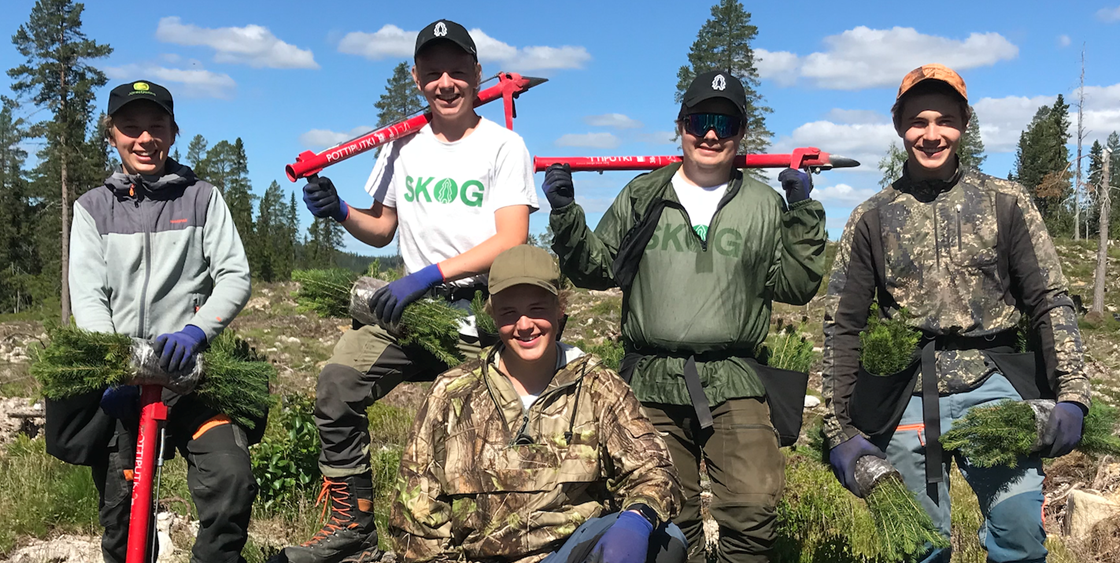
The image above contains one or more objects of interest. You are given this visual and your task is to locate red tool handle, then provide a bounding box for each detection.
[286,73,546,182]
[533,148,860,173]
[126,385,168,563]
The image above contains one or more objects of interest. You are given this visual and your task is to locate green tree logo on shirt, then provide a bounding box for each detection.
[405,176,486,208]
[433,178,458,204]
[693,225,708,241]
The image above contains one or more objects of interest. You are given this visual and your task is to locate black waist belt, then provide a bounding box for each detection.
[919,331,1018,484]
[429,283,487,302]
[621,348,752,431]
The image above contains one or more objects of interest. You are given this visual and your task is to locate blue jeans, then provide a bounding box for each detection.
[540,512,688,563]
[872,374,1047,563]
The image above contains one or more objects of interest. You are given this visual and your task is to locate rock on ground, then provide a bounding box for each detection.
[1064,489,1120,540]
[0,397,43,449]
[1,535,100,563]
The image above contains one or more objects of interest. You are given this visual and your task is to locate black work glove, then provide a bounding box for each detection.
[543,163,574,210]
[302,176,350,222]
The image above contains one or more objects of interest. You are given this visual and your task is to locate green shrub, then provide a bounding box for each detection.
[860,304,920,375]
[251,394,320,511]
[570,338,624,371]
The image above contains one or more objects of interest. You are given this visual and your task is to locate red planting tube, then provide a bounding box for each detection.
[533,147,860,173]
[286,72,547,182]
[126,385,167,563]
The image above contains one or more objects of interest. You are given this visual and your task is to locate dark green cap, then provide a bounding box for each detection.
[488,245,559,295]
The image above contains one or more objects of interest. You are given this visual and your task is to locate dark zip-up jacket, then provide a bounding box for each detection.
[549,163,826,406]
[821,166,1091,448]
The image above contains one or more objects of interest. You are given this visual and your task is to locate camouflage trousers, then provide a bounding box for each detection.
[644,397,785,563]
[314,322,483,478]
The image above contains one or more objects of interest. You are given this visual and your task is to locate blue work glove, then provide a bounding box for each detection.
[1042,402,1085,458]
[302,175,350,223]
[587,511,653,563]
[543,163,574,210]
[828,434,885,498]
[100,385,140,421]
[778,168,813,204]
[368,264,444,326]
[153,325,206,373]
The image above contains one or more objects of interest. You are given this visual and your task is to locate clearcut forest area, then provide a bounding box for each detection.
[1,239,1119,563]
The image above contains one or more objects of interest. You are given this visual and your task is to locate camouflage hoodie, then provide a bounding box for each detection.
[821,165,1091,448]
[390,345,681,563]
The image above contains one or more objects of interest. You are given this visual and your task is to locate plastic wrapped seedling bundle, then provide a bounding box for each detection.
[292,268,360,318]
[348,277,466,366]
[940,399,1120,467]
[31,327,272,429]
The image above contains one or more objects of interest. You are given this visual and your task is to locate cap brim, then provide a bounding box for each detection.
[489,277,559,296]
[110,97,173,117]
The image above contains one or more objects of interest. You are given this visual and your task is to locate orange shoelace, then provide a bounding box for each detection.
[302,478,355,545]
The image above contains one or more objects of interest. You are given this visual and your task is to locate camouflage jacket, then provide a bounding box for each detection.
[821,165,1091,448]
[390,345,682,563]
[550,163,826,407]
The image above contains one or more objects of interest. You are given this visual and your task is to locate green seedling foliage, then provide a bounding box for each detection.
[472,290,497,337]
[759,320,818,373]
[195,331,274,429]
[292,268,359,318]
[251,394,320,511]
[866,475,949,561]
[941,399,1120,467]
[398,299,467,366]
[860,304,921,375]
[31,326,133,398]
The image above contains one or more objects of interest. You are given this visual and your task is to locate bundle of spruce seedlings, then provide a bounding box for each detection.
[31,327,272,429]
[293,269,469,366]
[940,399,1120,467]
[859,304,920,376]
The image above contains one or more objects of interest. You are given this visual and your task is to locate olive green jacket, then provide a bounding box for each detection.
[549,163,826,406]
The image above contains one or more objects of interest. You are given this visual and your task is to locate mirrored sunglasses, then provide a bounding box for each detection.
[683,113,743,140]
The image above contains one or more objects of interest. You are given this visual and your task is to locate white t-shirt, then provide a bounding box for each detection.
[364,117,539,287]
[671,170,727,242]
[494,343,586,410]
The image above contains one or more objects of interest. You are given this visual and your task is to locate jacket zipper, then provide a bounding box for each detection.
[137,190,152,336]
[955,204,963,253]
[933,204,941,269]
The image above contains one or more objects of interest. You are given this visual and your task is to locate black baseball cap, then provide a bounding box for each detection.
[414,19,477,60]
[680,70,747,118]
[107,80,174,118]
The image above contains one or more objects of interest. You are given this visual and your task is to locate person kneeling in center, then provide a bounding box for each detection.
[391,245,686,563]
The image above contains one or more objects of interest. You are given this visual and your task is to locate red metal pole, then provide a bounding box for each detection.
[533,148,859,173]
[126,385,167,563]
[286,73,546,181]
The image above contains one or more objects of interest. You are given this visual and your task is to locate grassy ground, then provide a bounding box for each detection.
[3,239,1119,561]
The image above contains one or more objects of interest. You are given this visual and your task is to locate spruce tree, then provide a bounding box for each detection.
[675,0,771,177]
[9,0,111,322]
[1012,96,1073,236]
[287,191,301,273]
[1086,140,1104,235]
[878,142,907,189]
[185,134,209,177]
[374,61,424,127]
[1107,132,1120,238]
[0,105,35,313]
[958,105,986,170]
[254,181,292,282]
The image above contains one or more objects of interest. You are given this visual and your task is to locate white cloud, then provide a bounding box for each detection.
[771,119,898,171]
[156,16,318,69]
[636,131,677,145]
[105,64,236,99]
[972,94,1056,152]
[299,126,375,149]
[1058,35,1072,48]
[757,26,1018,90]
[555,132,620,149]
[812,183,881,207]
[584,113,642,129]
[337,25,590,72]
[1096,6,1120,22]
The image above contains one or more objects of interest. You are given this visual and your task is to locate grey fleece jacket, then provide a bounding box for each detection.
[69,159,251,341]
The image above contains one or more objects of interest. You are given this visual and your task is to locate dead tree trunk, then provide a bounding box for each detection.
[1092,148,1113,315]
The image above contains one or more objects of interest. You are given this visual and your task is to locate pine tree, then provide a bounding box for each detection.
[0,105,35,313]
[1012,96,1073,236]
[185,134,209,177]
[958,105,986,170]
[254,181,293,282]
[675,0,771,177]
[9,0,112,322]
[374,61,424,127]
[878,142,907,189]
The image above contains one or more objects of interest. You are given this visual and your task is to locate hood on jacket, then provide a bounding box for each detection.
[104,158,198,199]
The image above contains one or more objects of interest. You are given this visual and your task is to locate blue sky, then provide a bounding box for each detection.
[3,0,1120,254]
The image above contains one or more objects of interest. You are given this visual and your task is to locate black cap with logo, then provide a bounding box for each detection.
[414,19,477,60]
[107,80,174,118]
[680,70,747,118]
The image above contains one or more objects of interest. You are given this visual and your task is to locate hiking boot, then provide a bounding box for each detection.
[274,473,378,563]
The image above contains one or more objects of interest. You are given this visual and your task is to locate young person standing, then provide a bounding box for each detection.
[277,19,537,563]
[546,71,826,563]
[821,64,1091,563]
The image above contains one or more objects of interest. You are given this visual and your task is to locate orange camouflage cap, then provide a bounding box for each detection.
[896,64,967,103]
